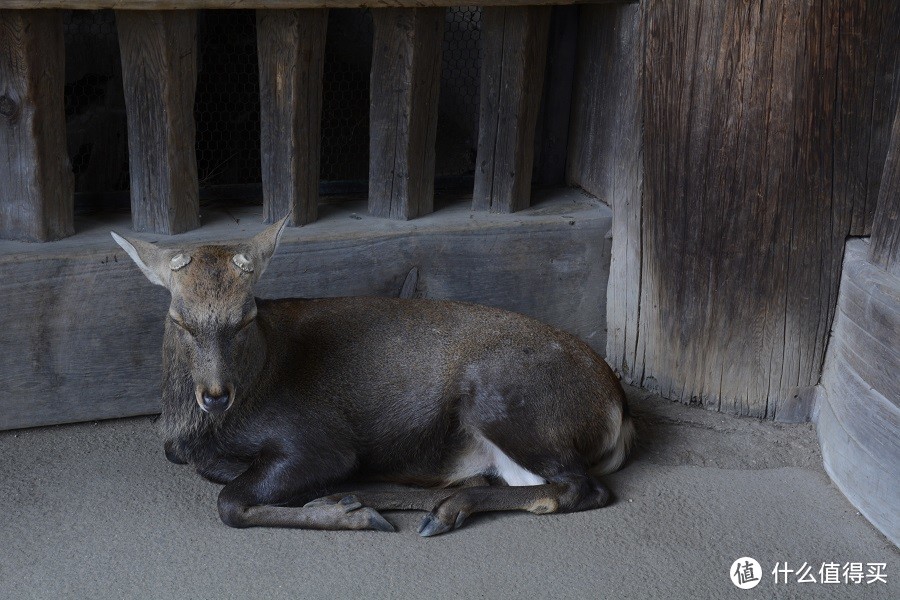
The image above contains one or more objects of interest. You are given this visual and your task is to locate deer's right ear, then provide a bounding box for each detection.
[243,215,289,281]
[111,232,170,288]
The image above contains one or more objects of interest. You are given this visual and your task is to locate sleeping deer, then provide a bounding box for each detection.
[112,218,634,536]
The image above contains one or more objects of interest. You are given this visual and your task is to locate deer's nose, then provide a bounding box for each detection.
[201,390,231,413]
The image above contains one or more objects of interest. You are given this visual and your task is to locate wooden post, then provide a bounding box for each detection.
[368,8,443,221]
[0,10,73,242]
[567,4,642,391]
[868,102,900,277]
[534,5,578,187]
[473,6,550,213]
[257,9,327,226]
[833,1,900,235]
[116,10,199,235]
[614,0,851,419]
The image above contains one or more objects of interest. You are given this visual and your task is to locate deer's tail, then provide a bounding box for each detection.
[591,404,636,476]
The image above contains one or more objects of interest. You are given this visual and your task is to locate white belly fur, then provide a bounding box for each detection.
[448,433,546,487]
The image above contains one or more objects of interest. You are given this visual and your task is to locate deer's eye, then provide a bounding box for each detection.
[169,315,195,336]
[236,313,256,332]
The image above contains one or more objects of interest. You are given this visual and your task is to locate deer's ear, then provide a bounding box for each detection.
[244,216,288,281]
[111,232,171,288]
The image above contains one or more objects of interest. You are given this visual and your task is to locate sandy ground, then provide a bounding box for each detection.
[1,386,897,600]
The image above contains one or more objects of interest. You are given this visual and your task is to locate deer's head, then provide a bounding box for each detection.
[112,218,287,415]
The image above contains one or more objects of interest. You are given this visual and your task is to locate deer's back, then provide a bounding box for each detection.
[255,296,625,482]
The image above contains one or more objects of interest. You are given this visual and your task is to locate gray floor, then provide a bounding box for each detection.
[1,386,897,599]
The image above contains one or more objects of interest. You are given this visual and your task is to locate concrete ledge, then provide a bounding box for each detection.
[819,239,900,546]
[0,188,612,430]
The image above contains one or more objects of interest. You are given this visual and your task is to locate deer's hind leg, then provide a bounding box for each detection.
[417,470,609,537]
[303,476,493,512]
[412,421,613,536]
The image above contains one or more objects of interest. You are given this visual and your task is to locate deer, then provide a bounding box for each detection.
[111,218,634,536]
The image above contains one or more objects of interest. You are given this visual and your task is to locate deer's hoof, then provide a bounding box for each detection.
[418,514,451,537]
[418,511,468,537]
[365,509,396,533]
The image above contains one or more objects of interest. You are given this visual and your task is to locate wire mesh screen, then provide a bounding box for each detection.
[62,8,483,205]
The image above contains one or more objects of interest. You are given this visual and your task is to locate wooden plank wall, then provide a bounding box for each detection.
[570,0,900,419]
[0,10,73,242]
[0,190,612,430]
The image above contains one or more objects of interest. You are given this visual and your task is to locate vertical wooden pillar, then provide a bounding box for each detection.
[257,9,327,226]
[369,8,444,220]
[116,10,199,235]
[534,5,578,186]
[869,103,900,277]
[473,6,551,213]
[0,10,73,242]
[567,4,642,392]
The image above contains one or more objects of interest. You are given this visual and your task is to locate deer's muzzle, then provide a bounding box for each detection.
[196,385,235,414]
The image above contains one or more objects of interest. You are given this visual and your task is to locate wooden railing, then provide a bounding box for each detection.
[0,1,625,241]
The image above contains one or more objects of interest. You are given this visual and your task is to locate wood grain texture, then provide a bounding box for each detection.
[819,239,900,546]
[368,8,443,220]
[0,189,612,430]
[257,9,327,226]
[3,1,629,9]
[566,3,642,382]
[632,0,843,418]
[833,0,900,235]
[869,101,900,276]
[473,6,550,213]
[0,10,73,242]
[533,5,578,186]
[116,10,199,235]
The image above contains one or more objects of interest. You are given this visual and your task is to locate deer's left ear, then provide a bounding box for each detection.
[240,215,289,281]
[111,232,178,289]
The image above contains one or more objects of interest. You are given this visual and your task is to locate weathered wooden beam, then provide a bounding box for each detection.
[3,1,631,10]
[868,102,900,277]
[257,9,327,226]
[0,10,73,242]
[0,189,611,430]
[473,6,550,213]
[368,8,443,220]
[116,10,199,235]
[566,4,642,389]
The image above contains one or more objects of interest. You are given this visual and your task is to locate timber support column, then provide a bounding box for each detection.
[368,8,444,221]
[473,6,551,213]
[0,10,73,242]
[257,9,328,226]
[116,10,200,235]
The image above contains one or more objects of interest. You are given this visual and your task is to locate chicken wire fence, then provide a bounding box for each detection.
[63,8,483,211]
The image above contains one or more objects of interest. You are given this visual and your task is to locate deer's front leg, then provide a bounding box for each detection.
[164,440,188,465]
[216,453,394,532]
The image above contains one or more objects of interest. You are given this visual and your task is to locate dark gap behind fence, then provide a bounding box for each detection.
[63,8,485,216]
